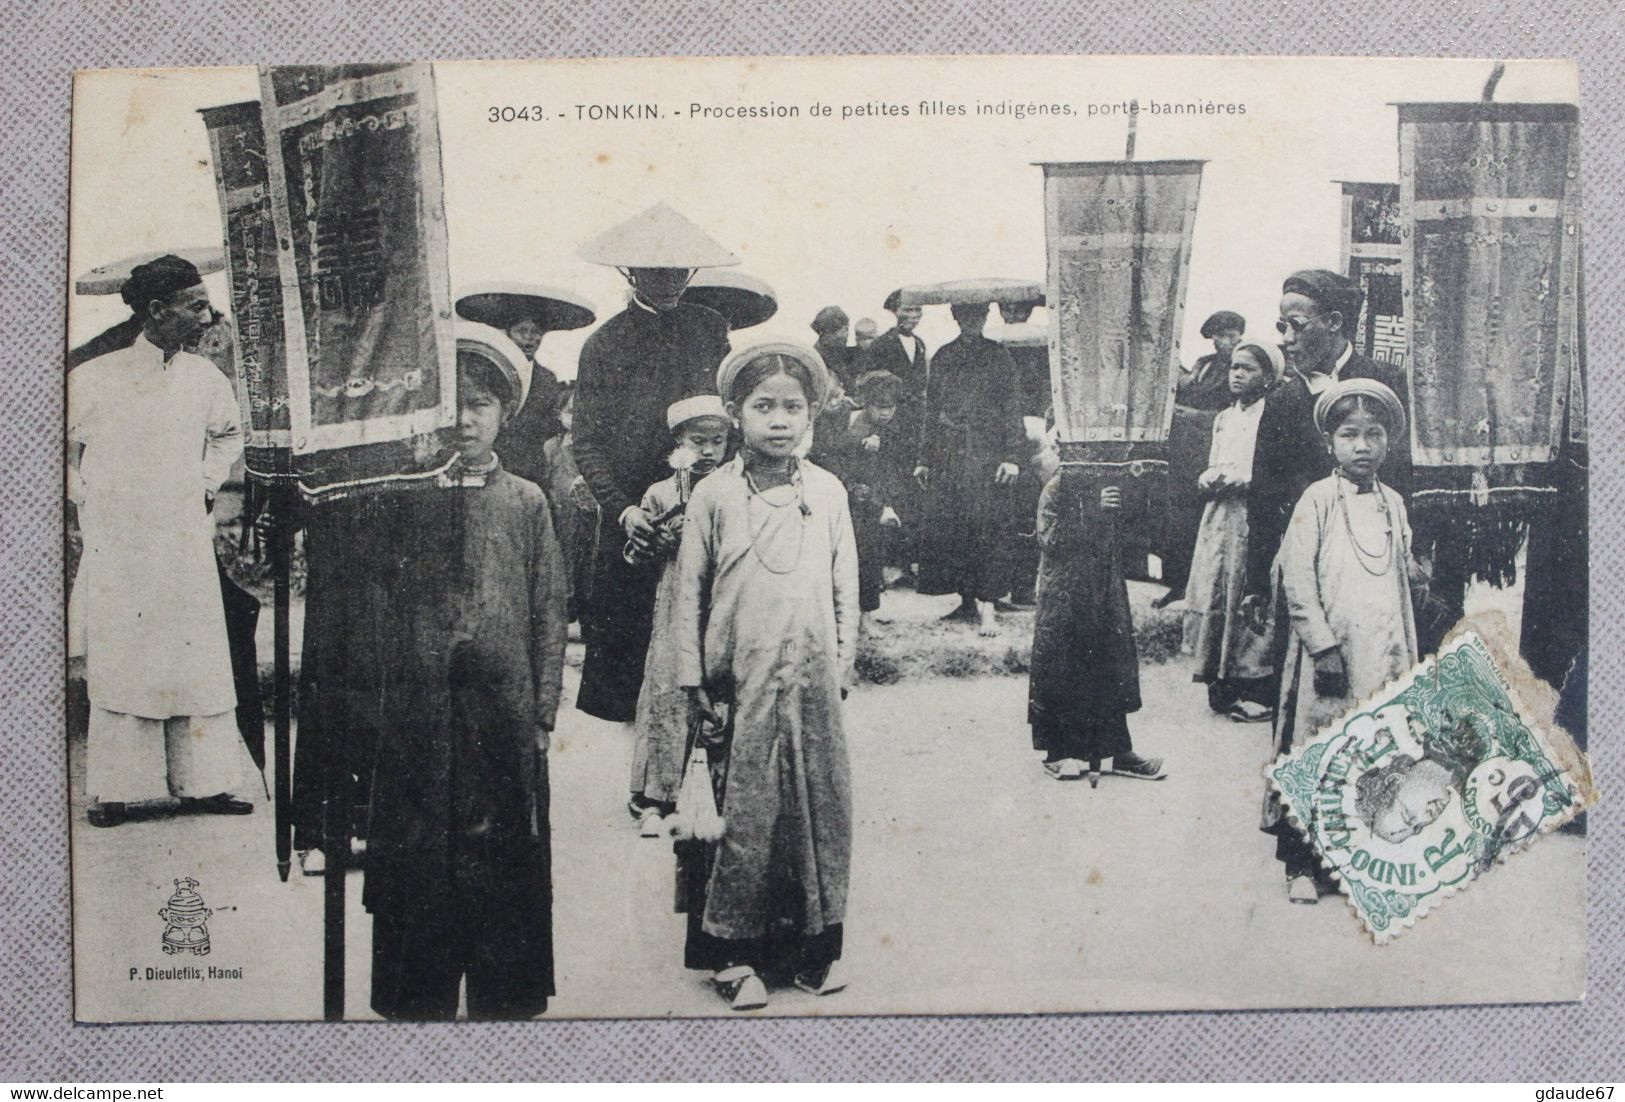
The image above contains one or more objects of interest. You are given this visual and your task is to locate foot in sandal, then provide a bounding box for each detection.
[794,960,848,996]
[1108,752,1167,780]
[713,965,768,1011]
[1287,875,1320,904]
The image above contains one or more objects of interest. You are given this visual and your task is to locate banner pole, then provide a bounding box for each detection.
[272,484,293,883]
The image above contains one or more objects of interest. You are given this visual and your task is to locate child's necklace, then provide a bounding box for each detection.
[743,461,808,575]
[1336,474,1394,577]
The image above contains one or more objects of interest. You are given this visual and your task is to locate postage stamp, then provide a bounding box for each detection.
[1268,617,1597,943]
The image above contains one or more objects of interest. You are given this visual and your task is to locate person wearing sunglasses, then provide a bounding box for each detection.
[1243,269,1413,620]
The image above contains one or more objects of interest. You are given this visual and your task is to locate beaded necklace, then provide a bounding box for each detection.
[1335,471,1395,577]
[742,455,808,575]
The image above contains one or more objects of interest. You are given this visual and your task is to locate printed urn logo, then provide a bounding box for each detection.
[158,877,213,956]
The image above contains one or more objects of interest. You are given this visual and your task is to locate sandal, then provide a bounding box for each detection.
[794,960,848,996]
[1109,753,1167,780]
[638,806,666,838]
[1227,701,1274,724]
[713,965,768,1011]
[1043,758,1084,781]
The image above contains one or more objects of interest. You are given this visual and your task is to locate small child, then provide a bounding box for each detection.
[1263,377,1423,904]
[363,323,569,1019]
[1182,342,1281,722]
[627,395,733,836]
[1028,466,1168,785]
[673,341,859,1012]
[819,370,908,630]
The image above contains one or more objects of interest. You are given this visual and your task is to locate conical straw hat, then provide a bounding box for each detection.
[683,270,778,329]
[455,283,597,332]
[577,202,739,269]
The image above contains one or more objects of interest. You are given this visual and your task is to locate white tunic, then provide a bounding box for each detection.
[68,335,242,718]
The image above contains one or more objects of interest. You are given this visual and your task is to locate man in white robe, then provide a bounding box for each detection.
[68,255,254,828]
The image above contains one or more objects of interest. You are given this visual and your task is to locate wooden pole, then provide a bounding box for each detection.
[272,484,293,883]
[1125,99,1139,161]
[322,744,346,1021]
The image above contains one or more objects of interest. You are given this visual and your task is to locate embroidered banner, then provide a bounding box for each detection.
[203,64,459,498]
[200,99,293,479]
[1339,181,1407,367]
[1040,160,1203,456]
[1399,102,1582,468]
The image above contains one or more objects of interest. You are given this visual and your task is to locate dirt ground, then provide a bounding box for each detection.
[68,573,1584,1022]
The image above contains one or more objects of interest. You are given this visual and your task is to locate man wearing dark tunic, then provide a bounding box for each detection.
[571,204,736,723]
[1245,270,1411,602]
[811,305,854,393]
[914,301,1027,635]
[1157,310,1245,607]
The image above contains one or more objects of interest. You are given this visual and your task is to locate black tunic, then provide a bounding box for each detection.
[1028,471,1141,760]
[495,362,564,487]
[915,334,1027,601]
[363,468,568,1020]
[570,301,730,721]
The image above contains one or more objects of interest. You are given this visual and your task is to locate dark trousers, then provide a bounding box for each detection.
[1205,676,1272,713]
[1032,713,1134,763]
[370,905,552,1020]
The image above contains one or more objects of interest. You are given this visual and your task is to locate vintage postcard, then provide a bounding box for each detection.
[64,54,1591,1021]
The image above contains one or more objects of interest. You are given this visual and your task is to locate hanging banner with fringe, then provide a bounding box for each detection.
[200,99,294,480]
[1339,180,1407,367]
[1040,160,1203,460]
[202,63,458,500]
[1399,101,1581,470]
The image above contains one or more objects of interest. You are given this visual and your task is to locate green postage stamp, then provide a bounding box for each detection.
[1269,620,1598,943]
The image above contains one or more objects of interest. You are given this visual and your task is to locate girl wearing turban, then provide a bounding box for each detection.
[1263,378,1425,904]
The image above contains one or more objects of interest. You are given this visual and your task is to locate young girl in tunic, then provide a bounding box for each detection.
[627,395,733,835]
[364,325,568,1018]
[1182,342,1281,722]
[1262,378,1422,904]
[673,342,859,1012]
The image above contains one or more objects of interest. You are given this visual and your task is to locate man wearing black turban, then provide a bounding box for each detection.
[1245,269,1412,602]
[69,255,254,828]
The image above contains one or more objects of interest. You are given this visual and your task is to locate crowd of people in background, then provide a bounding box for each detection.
[66,205,1440,1018]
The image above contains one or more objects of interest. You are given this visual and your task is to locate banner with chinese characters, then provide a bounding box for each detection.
[203,63,457,499]
[1399,102,1581,469]
[200,99,293,480]
[1339,180,1407,367]
[1041,160,1203,457]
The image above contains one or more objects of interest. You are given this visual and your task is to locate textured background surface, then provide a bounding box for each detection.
[3,0,1620,1081]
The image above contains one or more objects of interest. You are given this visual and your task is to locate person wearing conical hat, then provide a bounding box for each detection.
[913,299,1028,636]
[571,203,736,723]
[455,285,596,487]
[363,322,568,1018]
[68,255,256,828]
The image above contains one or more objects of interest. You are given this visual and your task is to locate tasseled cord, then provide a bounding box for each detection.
[669,714,726,842]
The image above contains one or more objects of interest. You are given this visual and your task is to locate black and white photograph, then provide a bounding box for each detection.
[62,53,1591,1022]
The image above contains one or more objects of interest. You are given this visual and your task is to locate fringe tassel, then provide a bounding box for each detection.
[670,746,726,843]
